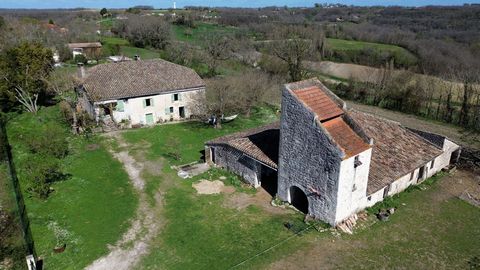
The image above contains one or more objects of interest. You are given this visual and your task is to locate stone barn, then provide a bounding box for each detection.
[205,78,461,226]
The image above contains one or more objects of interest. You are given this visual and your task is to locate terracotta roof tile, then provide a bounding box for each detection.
[293,86,344,121]
[322,117,371,159]
[349,110,443,195]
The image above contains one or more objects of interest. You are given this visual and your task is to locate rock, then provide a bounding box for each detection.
[387,208,395,214]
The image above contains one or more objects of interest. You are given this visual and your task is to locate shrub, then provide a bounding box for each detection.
[24,155,64,199]
[73,54,87,64]
[25,124,68,159]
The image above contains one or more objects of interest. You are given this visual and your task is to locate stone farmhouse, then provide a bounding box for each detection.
[205,78,461,226]
[76,59,206,127]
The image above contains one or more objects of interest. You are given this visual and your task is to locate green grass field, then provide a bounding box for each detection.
[326,38,418,67]
[6,107,137,269]
[122,106,279,165]
[101,37,160,60]
[172,22,238,45]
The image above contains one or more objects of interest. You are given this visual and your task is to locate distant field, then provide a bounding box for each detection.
[326,38,418,67]
[172,22,237,45]
[101,37,159,60]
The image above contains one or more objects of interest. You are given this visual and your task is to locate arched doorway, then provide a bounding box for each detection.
[289,186,309,214]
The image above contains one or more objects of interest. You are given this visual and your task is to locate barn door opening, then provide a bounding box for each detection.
[260,166,277,197]
[289,186,309,214]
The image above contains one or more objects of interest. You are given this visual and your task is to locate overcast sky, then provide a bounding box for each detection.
[1,0,479,9]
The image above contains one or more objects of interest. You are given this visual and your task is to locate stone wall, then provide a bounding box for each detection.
[277,86,343,225]
[210,145,261,187]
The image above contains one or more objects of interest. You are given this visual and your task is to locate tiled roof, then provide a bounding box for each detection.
[349,110,443,195]
[68,42,102,49]
[82,59,205,101]
[323,117,371,159]
[293,86,344,121]
[290,81,370,160]
[206,122,280,169]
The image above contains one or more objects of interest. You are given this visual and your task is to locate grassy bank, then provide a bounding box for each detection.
[6,107,137,269]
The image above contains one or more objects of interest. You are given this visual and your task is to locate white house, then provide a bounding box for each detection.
[205,79,461,226]
[77,59,206,127]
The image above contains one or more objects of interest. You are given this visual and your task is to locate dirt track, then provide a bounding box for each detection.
[85,132,164,270]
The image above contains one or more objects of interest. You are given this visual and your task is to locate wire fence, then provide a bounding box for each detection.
[0,115,37,260]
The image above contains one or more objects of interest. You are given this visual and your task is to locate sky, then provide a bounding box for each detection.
[0,0,479,9]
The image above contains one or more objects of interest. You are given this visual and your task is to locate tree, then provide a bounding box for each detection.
[48,19,54,25]
[269,27,313,82]
[0,42,54,112]
[203,33,234,76]
[125,16,171,50]
[46,71,79,134]
[100,8,108,17]
[229,71,276,116]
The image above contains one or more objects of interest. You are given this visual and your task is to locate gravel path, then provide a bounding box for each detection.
[85,132,164,270]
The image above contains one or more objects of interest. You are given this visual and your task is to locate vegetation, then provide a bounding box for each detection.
[122,106,279,165]
[325,38,417,68]
[6,106,137,269]
[0,42,54,113]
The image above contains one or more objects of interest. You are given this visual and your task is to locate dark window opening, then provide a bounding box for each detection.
[169,107,174,113]
[383,185,390,198]
[354,156,362,168]
[367,196,372,201]
[410,172,414,180]
[173,93,179,101]
[430,159,435,169]
[145,98,152,107]
[179,106,185,118]
[417,166,425,181]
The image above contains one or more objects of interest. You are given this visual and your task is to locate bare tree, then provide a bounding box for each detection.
[45,70,78,133]
[203,33,234,76]
[270,27,312,82]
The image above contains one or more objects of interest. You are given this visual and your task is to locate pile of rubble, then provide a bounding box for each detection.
[459,147,480,173]
[336,215,357,234]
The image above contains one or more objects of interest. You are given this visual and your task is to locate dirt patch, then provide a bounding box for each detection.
[436,170,480,204]
[143,159,164,176]
[224,188,290,215]
[193,180,235,195]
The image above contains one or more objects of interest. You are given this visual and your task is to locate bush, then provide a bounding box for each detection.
[25,124,68,158]
[24,155,64,199]
[74,54,87,64]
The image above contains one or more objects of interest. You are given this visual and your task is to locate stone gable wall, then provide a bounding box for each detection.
[277,87,343,225]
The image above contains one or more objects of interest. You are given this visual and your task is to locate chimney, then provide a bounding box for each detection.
[77,62,86,78]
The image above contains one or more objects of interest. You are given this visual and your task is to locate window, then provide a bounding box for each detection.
[354,156,362,168]
[169,107,174,113]
[430,159,435,169]
[144,98,153,107]
[410,172,414,180]
[173,93,179,101]
[367,196,372,201]
[116,100,125,112]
